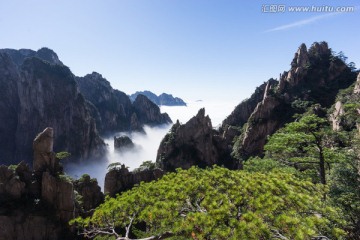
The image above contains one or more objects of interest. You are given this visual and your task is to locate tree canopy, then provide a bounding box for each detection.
[71,166,344,240]
[264,114,343,184]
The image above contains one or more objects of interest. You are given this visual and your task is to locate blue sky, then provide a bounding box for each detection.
[1,0,359,103]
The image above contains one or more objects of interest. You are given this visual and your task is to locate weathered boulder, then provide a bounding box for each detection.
[104,164,164,197]
[114,135,134,150]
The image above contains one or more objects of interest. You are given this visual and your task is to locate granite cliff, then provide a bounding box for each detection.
[0,49,105,165]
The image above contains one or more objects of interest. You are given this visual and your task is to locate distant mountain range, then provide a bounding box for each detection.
[129,91,187,106]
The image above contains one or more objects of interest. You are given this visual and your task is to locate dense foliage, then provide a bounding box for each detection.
[264,114,342,185]
[71,166,344,240]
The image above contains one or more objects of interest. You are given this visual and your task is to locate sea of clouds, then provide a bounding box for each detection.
[64,99,239,189]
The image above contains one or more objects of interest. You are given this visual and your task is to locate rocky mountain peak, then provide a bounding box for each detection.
[222,41,357,160]
[0,47,63,67]
[157,108,235,171]
[292,43,309,68]
[309,41,330,56]
[35,47,63,65]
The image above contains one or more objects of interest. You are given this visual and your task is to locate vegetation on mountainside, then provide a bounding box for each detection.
[71,166,344,240]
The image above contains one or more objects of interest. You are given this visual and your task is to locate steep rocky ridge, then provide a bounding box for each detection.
[0,47,63,66]
[221,42,357,159]
[0,48,105,165]
[75,73,172,133]
[156,108,236,172]
[130,90,187,106]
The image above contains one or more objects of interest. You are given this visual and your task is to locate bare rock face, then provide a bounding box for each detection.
[0,53,20,165]
[0,49,106,165]
[157,108,235,171]
[330,101,345,131]
[104,164,164,197]
[41,172,75,223]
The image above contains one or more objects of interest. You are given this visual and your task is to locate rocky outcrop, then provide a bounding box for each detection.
[73,175,104,215]
[157,108,236,171]
[114,135,134,150]
[221,42,357,160]
[354,73,360,94]
[130,90,187,106]
[41,172,75,222]
[132,94,172,129]
[330,101,345,131]
[222,80,276,129]
[0,128,104,239]
[33,128,62,176]
[104,164,164,197]
[0,49,106,165]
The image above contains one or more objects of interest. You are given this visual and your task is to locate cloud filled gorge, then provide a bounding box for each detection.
[64,124,171,189]
[64,99,239,189]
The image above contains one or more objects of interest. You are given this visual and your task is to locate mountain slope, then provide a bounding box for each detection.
[75,74,172,133]
[222,41,357,159]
